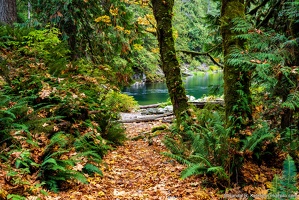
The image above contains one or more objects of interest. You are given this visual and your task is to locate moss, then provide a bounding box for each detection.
[151,124,168,133]
[221,0,252,129]
[209,65,220,71]
[151,0,189,124]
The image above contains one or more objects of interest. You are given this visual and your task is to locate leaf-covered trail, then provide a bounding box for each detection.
[52,122,218,199]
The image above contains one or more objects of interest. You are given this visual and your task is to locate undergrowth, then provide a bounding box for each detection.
[0,25,132,197]
[163,105,277,188]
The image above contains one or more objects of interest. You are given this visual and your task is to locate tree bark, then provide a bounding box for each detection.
[0,0,17,25]
[151,0,189,123]
[220,0,252,130]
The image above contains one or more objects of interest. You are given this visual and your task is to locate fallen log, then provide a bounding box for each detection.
[139,104,161,109]
[139,100,224,109]
[189,100,224,108]
[119,113,174,123]
[119,100,224,123]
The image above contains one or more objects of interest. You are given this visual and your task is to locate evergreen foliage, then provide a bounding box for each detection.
[268,155,298,200]
[163,107,276,186]
[0,24,131,194]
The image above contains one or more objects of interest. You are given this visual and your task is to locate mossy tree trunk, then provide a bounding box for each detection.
[220,0,252,131]
[221,0,253,185]
[151,0,189,123]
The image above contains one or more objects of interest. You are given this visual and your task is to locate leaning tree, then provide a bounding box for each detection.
[151,0,189,123]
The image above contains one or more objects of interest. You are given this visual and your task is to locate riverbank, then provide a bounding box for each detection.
[123,71,223,105]
[119,96,224,123]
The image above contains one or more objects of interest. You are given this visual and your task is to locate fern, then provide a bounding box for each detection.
[181,163,207,179]
[268,155,298,200]
[282,91,299,110]
[207,166,229,180]
[163,109,231,182]
[74,132,112,158]
[162,152,192,165]
[241,123,274,152]
[162,136,185,155]
[83,163,103,176]
[281,155,297,197]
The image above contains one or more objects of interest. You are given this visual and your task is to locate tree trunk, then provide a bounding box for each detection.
[0,0,17,25]
[151,0,189,123]
[220,0,252,130]
[221,0,252,185]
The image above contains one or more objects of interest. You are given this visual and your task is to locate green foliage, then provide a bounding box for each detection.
[27,0,161,86]
[163,109,230,183]
[268,155,298,200]
[240,122,274,156]
[7,194,27,200]
[173,0,220,65]
[83,163,103,176]
[208,65,219,71]
[188,59,201,70]
[163,107,277,185]
[104,91,138,112]
[0,25,127,195]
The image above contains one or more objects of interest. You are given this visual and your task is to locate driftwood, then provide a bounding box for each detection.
[119,113,174,123]
[138,100,224,109]
[139,104,161,109]
[119,100,224,123]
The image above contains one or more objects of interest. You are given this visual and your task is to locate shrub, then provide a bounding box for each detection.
[0,25,127,196]
[208,65,219,71]
[104,90,138,112]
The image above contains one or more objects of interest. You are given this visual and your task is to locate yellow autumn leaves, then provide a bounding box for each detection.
[94,6,132,35]
[94,15,111,24]
[94,6,118,24]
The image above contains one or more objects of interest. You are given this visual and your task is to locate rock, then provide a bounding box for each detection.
[187,95,196,101]
[163,105,173,113]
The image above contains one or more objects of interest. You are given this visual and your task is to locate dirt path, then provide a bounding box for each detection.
[49,122,218,200]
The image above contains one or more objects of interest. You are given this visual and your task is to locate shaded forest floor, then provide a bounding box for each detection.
[1,120,284,199]
[46,122,220,200]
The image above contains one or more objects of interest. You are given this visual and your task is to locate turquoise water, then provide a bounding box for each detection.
[123,72,223,105]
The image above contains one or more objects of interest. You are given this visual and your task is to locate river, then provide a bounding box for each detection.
[123,72,223,105]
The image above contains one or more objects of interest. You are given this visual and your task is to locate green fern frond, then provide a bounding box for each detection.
[76,151,102,163]
[281,155,297,194]
[269,155,297,199]
[282,92,299,110]
[163,136,185,155]
[69,171,88,184]
[161,152,191,165]
[181,163,207,179]
[48,132,70,148]
[83,163,103,176]
[270,175,280,195]
[189,154,212,167]
[241,123,273,152]
[207,166,229,180]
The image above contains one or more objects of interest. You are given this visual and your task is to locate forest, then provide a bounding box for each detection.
[0,0,299,199]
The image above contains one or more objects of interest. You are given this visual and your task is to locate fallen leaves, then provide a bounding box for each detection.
[1,121,284,199]
[41,122,216,199]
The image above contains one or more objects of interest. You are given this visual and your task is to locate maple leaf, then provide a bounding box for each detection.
[42,123,49,127]
[73,163,84,171]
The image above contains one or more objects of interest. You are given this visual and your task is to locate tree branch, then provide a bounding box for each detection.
[178,45,223,68]
[257,0,285,28]
[247,0,270,15]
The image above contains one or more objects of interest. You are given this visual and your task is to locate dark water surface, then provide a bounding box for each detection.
[123,72,223,105]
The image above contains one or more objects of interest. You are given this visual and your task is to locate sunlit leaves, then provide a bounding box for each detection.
[94,15,111,24]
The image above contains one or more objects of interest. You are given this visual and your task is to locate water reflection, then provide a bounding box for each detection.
[123,72,223,105]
